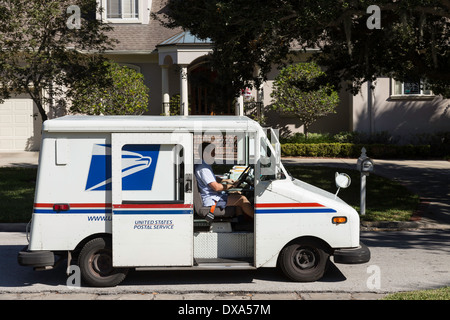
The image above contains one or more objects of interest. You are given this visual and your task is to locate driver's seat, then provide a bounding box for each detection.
[193,176,236,219]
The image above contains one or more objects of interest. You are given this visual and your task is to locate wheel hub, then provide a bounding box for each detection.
[294,248,316,269]
[91,251,113,276]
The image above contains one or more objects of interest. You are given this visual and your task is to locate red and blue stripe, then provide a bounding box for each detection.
[33,203,112,214]
[255,203,336,214]
[33,203,192,215]
[113,203,192,215]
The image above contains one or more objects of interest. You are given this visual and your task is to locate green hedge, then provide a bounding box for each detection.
[281,143,436,158]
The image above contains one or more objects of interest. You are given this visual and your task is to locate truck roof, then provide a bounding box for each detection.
[42,115,261,133]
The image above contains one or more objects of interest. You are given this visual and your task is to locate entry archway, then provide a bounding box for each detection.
[188,57,235,115]
[157,31,213,116]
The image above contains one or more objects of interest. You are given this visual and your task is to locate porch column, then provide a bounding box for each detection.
[179,64,189,116]
[235,94,244,116]
[256,86,264,121]
[161,65,170,116]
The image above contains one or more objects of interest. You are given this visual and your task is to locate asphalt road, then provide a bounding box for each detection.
[1,230,449,298]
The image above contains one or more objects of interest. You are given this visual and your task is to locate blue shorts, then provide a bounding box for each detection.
[215,193,228,209]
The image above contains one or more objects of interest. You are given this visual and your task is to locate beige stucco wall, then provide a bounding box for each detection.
[260,59,353,137]
[353,77,450,142]
[107,53,167,115]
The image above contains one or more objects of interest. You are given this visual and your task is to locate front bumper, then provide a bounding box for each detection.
[333,242,371,264]
[18,246,55,268]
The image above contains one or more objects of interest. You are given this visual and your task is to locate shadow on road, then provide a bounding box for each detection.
[0,245,67,288]
[361,230,450,254]
[122,262,346,287]
[1,244,346,288]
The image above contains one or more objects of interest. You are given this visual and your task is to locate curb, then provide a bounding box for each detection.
[0,291,389,300]
[361,220,420,230]
[361,220,450,230]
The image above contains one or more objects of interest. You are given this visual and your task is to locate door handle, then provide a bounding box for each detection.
[185,174,192,193]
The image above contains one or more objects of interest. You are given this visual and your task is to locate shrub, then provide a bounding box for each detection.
[280,131,449,158]
[280,132,335,144]
[69,61,150,115]
[271,62,339,138]
[281,143,433,158]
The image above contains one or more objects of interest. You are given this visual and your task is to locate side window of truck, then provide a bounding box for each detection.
[120,144,185,203]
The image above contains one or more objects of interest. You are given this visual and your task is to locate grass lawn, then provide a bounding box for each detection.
[285,165,420,222]
[0,165,419,223]
[383,286,450,300]
[0,167,37,223]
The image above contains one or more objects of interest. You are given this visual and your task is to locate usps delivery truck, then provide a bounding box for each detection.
[18,115,370,287]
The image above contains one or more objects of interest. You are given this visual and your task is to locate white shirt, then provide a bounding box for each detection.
[194,161,221,207]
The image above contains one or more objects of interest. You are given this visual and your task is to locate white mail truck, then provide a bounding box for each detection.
[18,115,370,287]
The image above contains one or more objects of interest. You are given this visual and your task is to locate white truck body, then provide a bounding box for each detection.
[19,115,369,286]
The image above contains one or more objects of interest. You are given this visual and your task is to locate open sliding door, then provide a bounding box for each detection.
[111,133,193,267]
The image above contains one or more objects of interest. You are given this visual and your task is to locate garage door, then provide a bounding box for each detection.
[0,97,34,151]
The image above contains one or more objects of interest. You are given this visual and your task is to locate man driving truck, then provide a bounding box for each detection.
[194,142,254,219]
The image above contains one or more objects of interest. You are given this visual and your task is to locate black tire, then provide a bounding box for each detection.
[18,247,54,267]
[78,237,128,287]
[279,239,329,282]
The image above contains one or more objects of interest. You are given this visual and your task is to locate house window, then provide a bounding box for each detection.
[392,79,433,96]
[100,0,150,24]
[107,0,139,19]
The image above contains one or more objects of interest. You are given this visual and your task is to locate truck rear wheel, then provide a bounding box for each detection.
[279,239,329,282]
[78,237,128,287]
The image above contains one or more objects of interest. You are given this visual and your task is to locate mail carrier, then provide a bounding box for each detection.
[18,115,370,287]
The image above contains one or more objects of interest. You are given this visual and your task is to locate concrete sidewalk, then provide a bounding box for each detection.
[0,291,387,300]
[0,151,39,168]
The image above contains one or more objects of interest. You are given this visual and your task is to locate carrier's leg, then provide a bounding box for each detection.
[226,194,254,218]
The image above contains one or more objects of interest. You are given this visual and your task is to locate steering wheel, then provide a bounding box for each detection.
[233,166,251,188]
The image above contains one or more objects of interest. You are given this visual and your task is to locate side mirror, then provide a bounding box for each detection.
[336,172,351,188]
[335,172,351,198]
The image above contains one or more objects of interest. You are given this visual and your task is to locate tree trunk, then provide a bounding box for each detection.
[304,124,309,139]
[35,99,48,122]
[26,87,48,122]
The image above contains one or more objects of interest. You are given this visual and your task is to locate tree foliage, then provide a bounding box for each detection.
[271,62,339,137]
[69,61,149,115]
[159,0,450,97]
[0,0,116,121]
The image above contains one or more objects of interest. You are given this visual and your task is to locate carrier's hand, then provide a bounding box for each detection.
[222,183,233,191]
[221,179,234,184]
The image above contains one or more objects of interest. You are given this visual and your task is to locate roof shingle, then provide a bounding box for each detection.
[107,0,181,52]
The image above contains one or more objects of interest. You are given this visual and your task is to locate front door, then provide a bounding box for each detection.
[111,133,193,267]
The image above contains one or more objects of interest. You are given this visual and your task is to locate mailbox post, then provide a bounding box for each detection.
[356,147,374,215]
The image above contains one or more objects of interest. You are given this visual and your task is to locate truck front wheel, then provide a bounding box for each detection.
[78,237,128,287]
[279,239,329,282]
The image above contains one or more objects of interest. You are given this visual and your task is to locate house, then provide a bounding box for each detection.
[0,0,448,151]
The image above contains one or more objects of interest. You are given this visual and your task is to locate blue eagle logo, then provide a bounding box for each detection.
[85,144,160,191]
